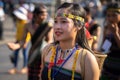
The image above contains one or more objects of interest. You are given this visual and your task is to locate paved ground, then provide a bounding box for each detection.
[0,45,27,80]
[0,14,15,46]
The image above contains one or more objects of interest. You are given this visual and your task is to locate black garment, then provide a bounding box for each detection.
[42,65,82,80]
[31,22,48,45]
[28,56,41,80]
[100,32,120,80]
[28,21,51,63]
[0,21,3,40]
[100,49,120,80]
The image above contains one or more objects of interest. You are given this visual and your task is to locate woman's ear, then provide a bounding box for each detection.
[77,26,82,31]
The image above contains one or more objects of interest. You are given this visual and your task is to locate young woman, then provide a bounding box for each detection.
[84,6,101,51]
[100,2,120,80]
[27,4,53,80]
[41,2,99,80]
[7,6,31,74]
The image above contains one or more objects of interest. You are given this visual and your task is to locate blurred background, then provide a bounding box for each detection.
[0,0,119,80]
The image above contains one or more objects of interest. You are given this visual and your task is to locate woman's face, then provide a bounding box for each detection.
[35,9,48,24]
[106,11,120,24]
[54,9,77,42]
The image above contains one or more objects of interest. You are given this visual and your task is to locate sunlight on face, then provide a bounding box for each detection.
[54,8,77,42]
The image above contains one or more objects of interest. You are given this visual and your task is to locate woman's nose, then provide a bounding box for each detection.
[54,22,62,29]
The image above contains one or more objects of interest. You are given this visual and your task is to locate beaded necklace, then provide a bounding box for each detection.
[48,45,80,80]
[57,48,72,65]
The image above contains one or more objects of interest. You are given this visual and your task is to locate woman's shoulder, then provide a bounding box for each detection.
[42,43,55,54]
[81,49,96,62]
[77,48,95,61]
[82,49,99,69]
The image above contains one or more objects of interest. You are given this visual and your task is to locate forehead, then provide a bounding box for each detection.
[41,8,47,12]
[106,11,119,16]
[40,9,47,15]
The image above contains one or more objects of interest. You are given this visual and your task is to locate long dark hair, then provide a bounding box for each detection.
[56,2,93,53]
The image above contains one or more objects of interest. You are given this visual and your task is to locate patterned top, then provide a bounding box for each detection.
[41,62,82,80]
[41,44,82,80]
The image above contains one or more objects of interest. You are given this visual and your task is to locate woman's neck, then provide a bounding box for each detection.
[88,17,93,23]
[59,40,76,51]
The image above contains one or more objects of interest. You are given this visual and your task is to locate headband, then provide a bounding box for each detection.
[55,13,84,23]
[108,8,120,12]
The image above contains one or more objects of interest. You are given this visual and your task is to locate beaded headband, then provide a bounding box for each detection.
[108,8,120,12]
[55,13,84,23]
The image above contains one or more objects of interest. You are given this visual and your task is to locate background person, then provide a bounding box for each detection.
[100,2,120,80]
[7,5,31,74]
[27,4,53,80]
[7,4,53,79]
[84,6,101,51]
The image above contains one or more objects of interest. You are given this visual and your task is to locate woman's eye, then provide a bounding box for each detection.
[54,20,57,23]
[54,20,68,23]
[61,21,68,23]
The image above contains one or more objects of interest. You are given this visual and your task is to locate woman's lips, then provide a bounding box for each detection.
[55,31,63,36]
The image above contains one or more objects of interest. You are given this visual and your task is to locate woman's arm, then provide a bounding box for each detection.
[92,26,101,50]
[84,51,100,80]
[40,44,52,78]
[7,24,29,50]
[112,23,120,48]
[105,23,120,48]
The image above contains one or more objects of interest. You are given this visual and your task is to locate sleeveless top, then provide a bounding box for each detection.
[41,44,82,80]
